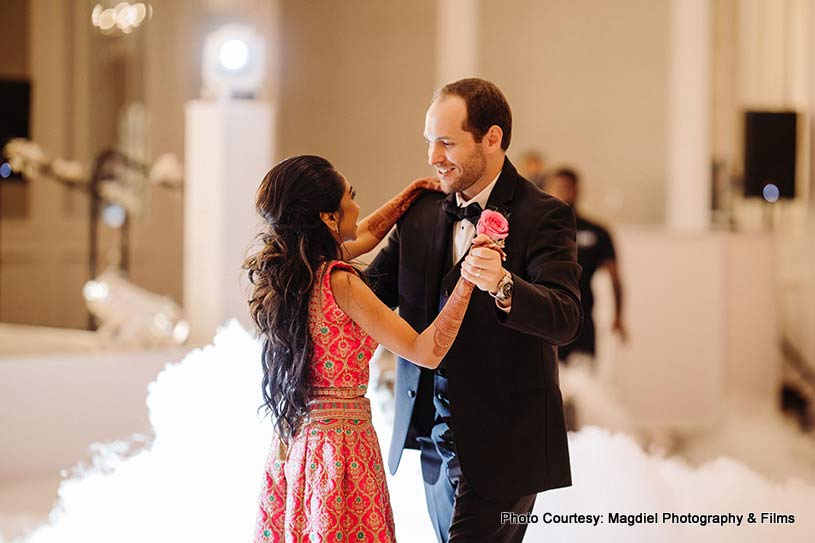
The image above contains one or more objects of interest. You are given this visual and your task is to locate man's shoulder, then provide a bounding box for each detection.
[509,175,573,223]
[413,189,446,208]
[399,189,443,221]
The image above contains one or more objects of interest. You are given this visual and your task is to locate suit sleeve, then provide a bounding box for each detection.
[365,223,401,309]
[497,202,583,345]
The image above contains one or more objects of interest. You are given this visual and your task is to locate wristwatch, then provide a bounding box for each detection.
[489,270,513,302]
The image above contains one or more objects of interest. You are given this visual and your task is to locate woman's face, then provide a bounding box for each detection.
[333,176,360,243]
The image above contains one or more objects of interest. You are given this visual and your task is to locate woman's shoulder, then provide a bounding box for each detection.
[311,261,354,325]
[323,259,356,274]
[321,260,361,300]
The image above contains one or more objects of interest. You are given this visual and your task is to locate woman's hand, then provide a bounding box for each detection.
[461,234,507,292]
[469,233,507,260]
[340,177,442,261]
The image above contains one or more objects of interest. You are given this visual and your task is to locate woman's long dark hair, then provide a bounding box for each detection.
[243,155,345,443]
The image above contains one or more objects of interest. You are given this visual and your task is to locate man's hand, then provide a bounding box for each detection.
[461,234,505,292]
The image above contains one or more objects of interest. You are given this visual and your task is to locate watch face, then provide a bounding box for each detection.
[501,281,513,299]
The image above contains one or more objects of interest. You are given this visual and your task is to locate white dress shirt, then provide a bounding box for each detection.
[451,172,501,264]
[451,172,511,313]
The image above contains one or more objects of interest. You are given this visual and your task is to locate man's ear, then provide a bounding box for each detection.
[485,125,503,152]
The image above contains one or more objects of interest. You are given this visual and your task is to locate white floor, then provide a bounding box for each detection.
[1,322,813,543]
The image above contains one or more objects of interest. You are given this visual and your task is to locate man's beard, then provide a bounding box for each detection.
[443,147,487,195]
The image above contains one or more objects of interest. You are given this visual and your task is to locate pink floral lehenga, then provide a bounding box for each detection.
[254,260,396,543]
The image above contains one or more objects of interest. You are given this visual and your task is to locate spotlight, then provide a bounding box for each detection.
[219,39,250,71]
[762,183,780,203]
[202,24,265,99]
[83,280,111,303]
[83,271,189,347]
[102,203,127,228]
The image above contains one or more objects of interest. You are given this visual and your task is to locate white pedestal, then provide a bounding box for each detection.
[608,229,778,430]
[183,100,272,345]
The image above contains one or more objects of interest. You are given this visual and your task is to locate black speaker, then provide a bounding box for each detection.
[743,111,796,199]
[0,79,31,182]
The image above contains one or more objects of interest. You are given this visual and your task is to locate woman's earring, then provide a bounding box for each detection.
[335,223,340,236]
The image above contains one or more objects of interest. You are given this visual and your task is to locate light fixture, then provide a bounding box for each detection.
[102,203,127,228]
[91,2,152,36]
[84,271,190,347]
[201,24,265,99]
[762,183,780,203]
[219,39,250,71]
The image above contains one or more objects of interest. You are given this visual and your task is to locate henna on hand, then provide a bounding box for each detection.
[367,177,439,238]
[368,190,421,238]
[429,240,506,357]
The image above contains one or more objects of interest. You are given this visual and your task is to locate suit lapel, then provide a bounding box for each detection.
[424,198,453,321]
[424,158,519,321]
[484,158,517,216]
[482,159,518,264]
[440,246,464,297]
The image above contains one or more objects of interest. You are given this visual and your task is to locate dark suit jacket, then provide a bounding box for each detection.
[367,158,582,501]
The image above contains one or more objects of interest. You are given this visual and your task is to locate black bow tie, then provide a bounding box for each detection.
[443,197,483,225]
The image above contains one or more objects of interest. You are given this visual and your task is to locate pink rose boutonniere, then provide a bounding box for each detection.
[475,209,509,261]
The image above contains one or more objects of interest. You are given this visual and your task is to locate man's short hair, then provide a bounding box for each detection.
[434,78,512,150]
[553,167,580,185]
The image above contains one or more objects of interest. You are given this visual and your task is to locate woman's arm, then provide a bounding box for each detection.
[332,235,499,368]
[341,177,440,261]
[331,270,473,369]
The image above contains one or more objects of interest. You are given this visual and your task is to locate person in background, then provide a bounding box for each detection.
[544,167,627,363]
[519,149,547,190]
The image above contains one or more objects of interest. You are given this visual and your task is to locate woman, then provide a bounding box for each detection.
[245,155,491,542]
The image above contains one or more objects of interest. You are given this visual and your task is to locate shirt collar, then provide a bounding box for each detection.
[455,170,501,209]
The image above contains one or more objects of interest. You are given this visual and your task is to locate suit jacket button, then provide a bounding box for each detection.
[407,390,416,398]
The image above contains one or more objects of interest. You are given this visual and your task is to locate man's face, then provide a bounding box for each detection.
[424,95,488,194]
[544,175,578,206]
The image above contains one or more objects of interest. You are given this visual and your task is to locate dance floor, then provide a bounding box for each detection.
[1,321,813,542]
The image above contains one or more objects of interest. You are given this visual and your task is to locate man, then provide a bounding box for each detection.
[544,167,627,363]
[519,149,547,190]
[367,78,583,542]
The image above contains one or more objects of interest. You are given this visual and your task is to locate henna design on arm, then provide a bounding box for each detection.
[342,178,439,261]
[367,189,422,238]
[428,239,506,357]
[432,278,475,356]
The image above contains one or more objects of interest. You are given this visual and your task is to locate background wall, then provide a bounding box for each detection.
[0,0,28,79]
[483,0,670,225]
[1,0,813,376]
[277,0,437,217]
[0,0,85,327]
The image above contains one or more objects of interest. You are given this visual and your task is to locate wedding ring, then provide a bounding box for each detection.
[475,269,481,278]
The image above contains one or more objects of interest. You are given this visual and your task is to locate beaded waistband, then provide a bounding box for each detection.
[307,397,371,421]
[309,385,368,399]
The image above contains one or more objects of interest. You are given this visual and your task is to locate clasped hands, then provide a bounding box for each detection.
[407,178,507,294]
[460,233,507,293]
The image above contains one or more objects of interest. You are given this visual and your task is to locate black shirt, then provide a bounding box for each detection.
[559,213,616,358]
[575,214,616,314]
